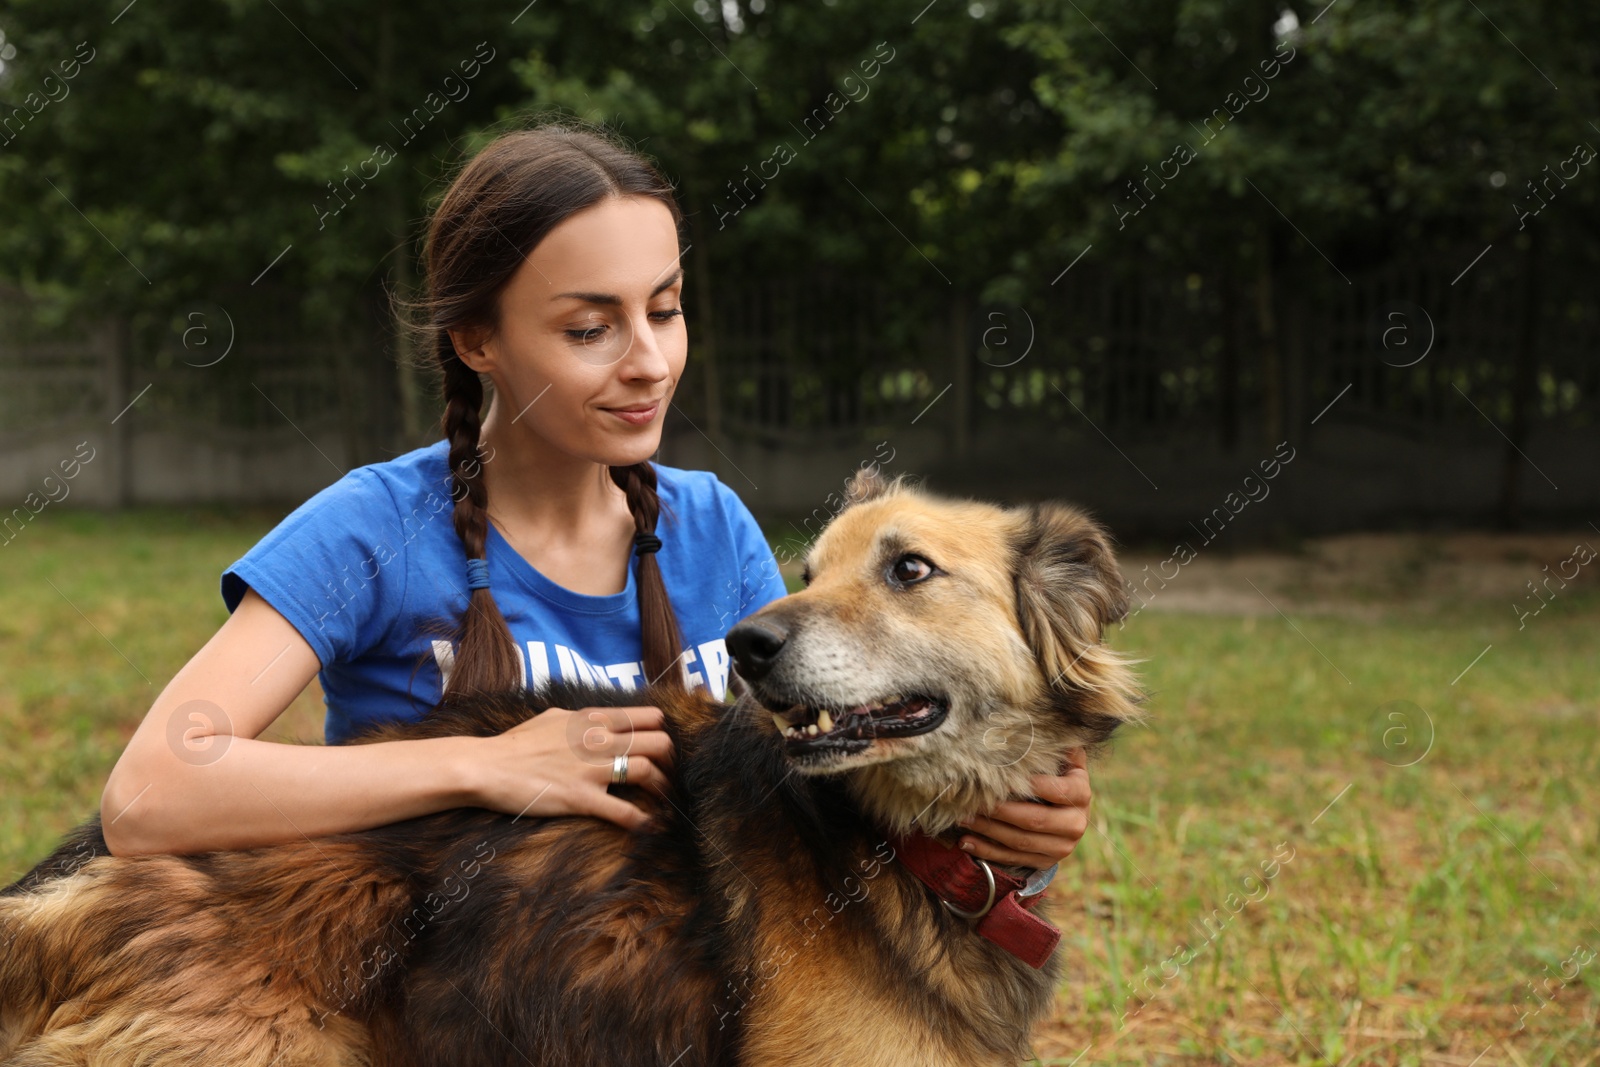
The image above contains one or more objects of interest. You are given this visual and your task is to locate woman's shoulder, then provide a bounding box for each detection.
[649,460,748,502]
[356,439,453,506]
[652,460,721,496]
[652,461,768,552]
[220,442,452,660]
[652,462,750,520]
[271,440,450,524]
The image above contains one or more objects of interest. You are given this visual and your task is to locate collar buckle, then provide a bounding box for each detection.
[939,857,997,919]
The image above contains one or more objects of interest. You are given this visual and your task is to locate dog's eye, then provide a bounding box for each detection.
[889,554,935,586]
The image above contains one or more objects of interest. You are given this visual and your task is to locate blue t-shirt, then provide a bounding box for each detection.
[221,440,789,744]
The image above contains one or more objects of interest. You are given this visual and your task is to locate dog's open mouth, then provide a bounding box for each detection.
[764,694,949,754]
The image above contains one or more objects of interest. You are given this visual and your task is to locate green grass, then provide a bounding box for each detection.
[1034,593,1600,1066]
[0,506,328,869]
[2,509,1596,1066]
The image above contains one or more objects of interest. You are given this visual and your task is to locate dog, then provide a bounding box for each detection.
[0,468,1140,1066]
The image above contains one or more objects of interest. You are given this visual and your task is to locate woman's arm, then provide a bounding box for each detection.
[101,587,673,856]
[951,746,1092,869]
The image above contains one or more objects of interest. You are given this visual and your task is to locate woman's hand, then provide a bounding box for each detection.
[954,747,1091,869]
[464,705,675,831]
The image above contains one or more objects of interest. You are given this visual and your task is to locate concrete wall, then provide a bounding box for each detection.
[2,418,1593,543]
[662,422,1597,542]
[0,424,355,514]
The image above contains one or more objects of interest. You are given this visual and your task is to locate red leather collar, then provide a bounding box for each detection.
[888,831,1061,969]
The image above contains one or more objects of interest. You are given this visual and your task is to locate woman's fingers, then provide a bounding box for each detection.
[606,754,672,797]
[580,755,671,826]
[1015,747,1091,810]
[957,757,1093,866]
[571,788,656,831]
[955,827,1059,869]
[1026,767,1091,808]
[572,705,666,733]
[979,796,1083,835]
[560,705,676,768]
[566,719,675,759]
[955,809,1060,867]
[611,728,675,766]
[475,705,678,826]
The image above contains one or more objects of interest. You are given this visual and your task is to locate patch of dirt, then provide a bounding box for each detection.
[1117,531,1600,617]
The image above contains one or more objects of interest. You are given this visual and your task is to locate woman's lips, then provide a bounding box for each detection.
[603,401,660,426]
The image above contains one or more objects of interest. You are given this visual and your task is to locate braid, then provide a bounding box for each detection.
[403,121,688,700]
[610,462,688,692]
[439,341,523,697]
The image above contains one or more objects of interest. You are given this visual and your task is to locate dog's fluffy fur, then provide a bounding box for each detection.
[0,470,1140,1066]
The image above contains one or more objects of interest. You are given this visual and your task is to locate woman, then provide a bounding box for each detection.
[100,121,1091,874]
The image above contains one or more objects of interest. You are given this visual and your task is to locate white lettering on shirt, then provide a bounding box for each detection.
[697,639,731,700]
[526,641,551,689]
[679,648,705,692]
[430,638,728,699]
[431,639,456,691]
[606,660,644,689]
[556,645,608,689]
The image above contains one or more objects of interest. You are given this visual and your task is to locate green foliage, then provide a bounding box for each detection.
[2,0,1598,376]
[0,0,523,320]
[1007,0,1600,287]
[497,0,1066,295]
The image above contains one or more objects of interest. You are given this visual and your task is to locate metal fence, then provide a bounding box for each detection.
[2,251,1595,519]
[691,254,1597,447]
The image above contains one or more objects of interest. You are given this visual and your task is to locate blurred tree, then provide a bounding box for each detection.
[2,0,1596,495]
[0,0,526,448]
[1006,0,1600,468]
[1009,0,1600,272]
[491,0,1067,440]
[1,0,1068,448]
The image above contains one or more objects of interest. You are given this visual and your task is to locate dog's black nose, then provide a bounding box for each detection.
[725,617,789,682]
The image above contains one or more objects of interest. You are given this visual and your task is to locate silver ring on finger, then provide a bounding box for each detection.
[611,753,630,785]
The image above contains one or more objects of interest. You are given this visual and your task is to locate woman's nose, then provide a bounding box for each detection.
[618,311,672,380]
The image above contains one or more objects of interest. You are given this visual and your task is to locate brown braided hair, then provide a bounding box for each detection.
[407,121,688,699]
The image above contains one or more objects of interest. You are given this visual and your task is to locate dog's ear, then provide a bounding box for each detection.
[1012,503,1140,714]
[840,464,904,509]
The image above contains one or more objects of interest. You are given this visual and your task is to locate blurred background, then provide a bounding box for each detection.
[1,2,1597,1064]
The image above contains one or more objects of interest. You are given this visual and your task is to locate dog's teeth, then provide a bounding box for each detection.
[816,710,834,733]
[807,723,819,736]
[771,712,791,732]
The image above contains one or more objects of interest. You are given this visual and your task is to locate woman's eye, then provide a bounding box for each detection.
[889,555,934,585]
[650,308,684,324]
[566,324,607,343]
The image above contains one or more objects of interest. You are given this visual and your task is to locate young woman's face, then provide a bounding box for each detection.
[459,195,687,468]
